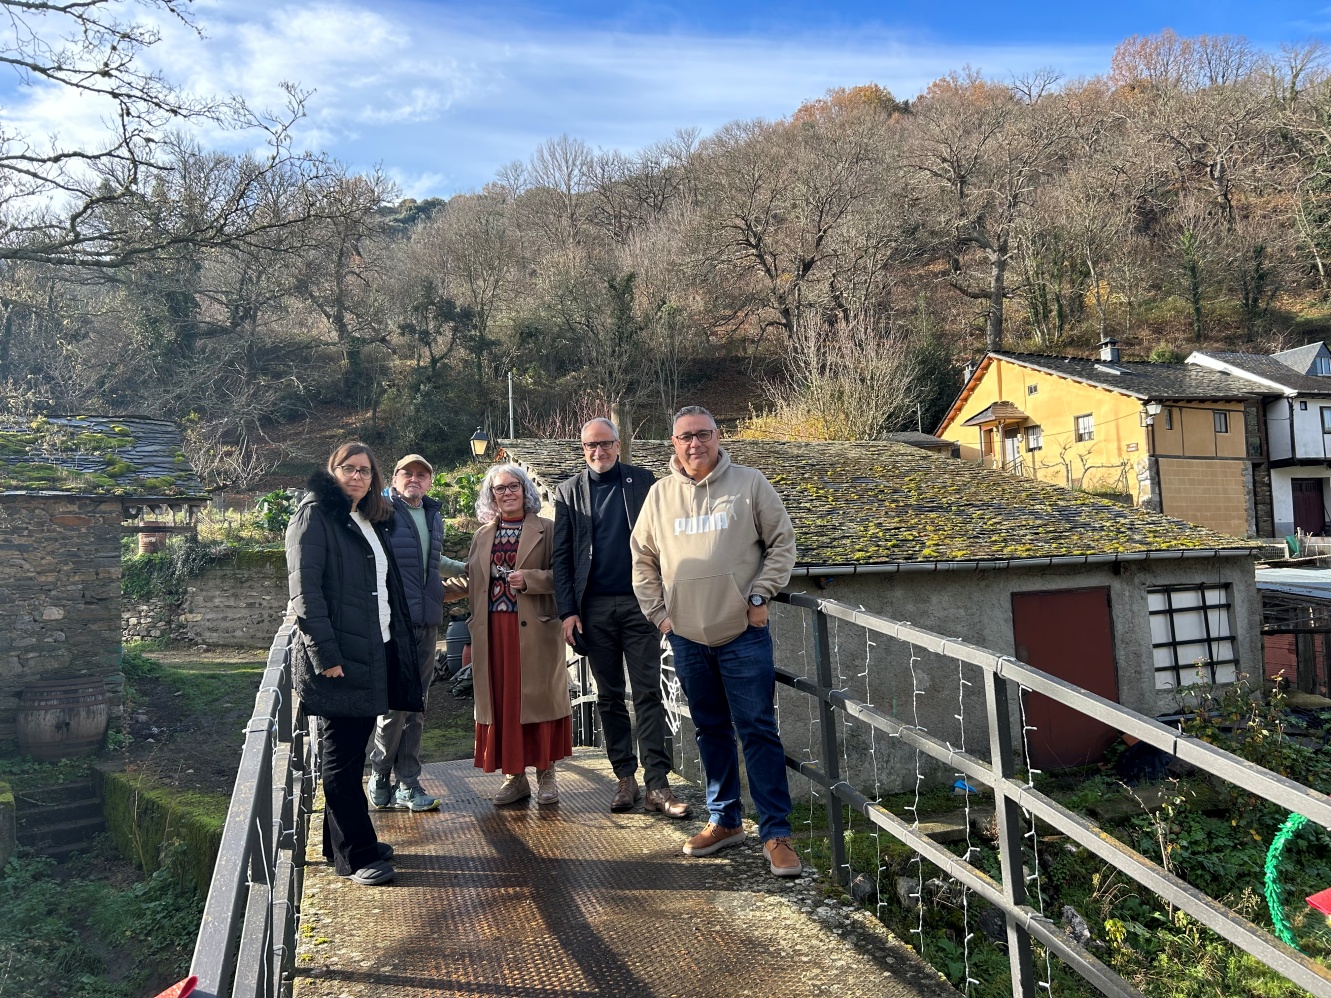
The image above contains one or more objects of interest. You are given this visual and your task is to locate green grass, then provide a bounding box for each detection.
[0,754,93,793]
[122,644,265,713]
[419,694,477,764]
[0,848,201,997]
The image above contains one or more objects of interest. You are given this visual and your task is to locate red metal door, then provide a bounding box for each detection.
[1292,478,1326,535]
[1011,588,1120,771]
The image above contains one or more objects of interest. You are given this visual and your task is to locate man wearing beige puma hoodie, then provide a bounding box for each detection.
[630,405,801,876]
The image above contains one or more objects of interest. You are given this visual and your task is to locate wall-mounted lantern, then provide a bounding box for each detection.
[469,428,490,460]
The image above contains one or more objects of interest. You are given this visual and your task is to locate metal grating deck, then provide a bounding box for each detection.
[294,748,956,997]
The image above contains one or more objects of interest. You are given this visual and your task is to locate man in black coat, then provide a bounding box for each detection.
[553,418,688,817]
[368,454,468,812]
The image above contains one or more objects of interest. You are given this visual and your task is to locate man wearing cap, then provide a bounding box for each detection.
[368,454,469,812]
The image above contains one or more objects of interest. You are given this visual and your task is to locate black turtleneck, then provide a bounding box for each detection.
[585,461,633,598]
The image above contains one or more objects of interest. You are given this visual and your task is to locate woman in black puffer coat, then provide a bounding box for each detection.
[286,442,421,886]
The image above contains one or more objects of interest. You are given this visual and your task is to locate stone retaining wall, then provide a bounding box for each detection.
[0,495,124,745]
[121,550,287,649]
[179,550,288,647]
[121,528,474,650]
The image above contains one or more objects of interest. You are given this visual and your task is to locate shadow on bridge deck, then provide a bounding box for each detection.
[294,748,956,997]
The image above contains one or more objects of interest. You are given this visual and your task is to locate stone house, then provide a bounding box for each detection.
[506,437,1263,792]
[0,415,206,747]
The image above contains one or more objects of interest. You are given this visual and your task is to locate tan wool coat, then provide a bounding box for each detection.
[450,513,570,727]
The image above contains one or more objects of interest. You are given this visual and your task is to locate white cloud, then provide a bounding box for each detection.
[0,0,1116,197]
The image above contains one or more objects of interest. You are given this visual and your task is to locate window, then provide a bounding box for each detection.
[1074,414,1094,442]
[1148,585,1238,690]
[1316,356,1331,376]
[1027,383,1039,396]
[1164,407,1174,430]
[1213,410,1229,433]
[1024,425,1043,451]
[1301,401,1309,411]
[1322,407,1331,435]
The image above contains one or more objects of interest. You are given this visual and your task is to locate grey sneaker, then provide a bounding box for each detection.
[347,860,395,886]
[368,772,394,809]
[395,785,440,812]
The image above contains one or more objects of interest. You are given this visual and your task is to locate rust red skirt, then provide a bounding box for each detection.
[474,610,572,775]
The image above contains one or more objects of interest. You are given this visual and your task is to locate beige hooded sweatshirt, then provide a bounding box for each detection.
[631,448,796,648]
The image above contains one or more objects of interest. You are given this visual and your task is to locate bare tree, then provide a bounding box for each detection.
[762,310,920,440]
[909,69,1069,350]
[0,1,337,267]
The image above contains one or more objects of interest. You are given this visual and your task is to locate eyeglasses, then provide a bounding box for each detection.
[492,482,523,495]
[582,440,617,452]
[335,464,373,479]
[673,429,715,444]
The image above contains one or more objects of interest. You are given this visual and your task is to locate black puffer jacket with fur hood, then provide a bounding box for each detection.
[285,470,421,718]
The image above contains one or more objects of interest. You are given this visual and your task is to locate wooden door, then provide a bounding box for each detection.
[1011,588,1120,771]
[1292,478,1326,535]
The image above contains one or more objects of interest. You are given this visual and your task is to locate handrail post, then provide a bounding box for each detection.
[812,606,848,886]
[984,670,1037,998]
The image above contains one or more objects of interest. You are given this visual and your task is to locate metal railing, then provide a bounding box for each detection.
[675,593,1331,998]
[189,620,315,998]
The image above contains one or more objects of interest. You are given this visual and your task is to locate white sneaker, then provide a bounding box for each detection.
[535,767,559,805]
[493,773,530,805]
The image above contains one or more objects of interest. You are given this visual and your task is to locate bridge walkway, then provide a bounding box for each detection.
[292,748,956,997]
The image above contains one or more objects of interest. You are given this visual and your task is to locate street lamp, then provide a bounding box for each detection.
[469,428,489,459]
[1141,401,1164,427]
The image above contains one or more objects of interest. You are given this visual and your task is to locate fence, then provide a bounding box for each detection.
[187,595,1331,997]
[722,592,1331,998]
[188,620,314,998]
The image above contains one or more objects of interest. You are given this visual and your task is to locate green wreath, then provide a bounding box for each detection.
[1265,812,1309,950]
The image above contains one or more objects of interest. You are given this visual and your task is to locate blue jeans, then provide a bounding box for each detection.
[667,625,792,841]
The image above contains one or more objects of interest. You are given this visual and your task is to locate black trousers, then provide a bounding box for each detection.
[583,593,671,790]
[319,713,381,876]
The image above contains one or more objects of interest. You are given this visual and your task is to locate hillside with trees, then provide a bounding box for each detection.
[4,10,1331,478]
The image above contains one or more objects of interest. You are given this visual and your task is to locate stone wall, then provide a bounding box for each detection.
[120,550,287,649]
[122,597,184,643]
[0,495,124,745]
[120,526,475,650]
[179,550,287,647]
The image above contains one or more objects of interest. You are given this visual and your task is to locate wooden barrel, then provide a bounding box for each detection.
[16,677,109,760]
[138,523,170,554]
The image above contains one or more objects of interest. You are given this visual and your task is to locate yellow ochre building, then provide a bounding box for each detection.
[937,340,1270,537]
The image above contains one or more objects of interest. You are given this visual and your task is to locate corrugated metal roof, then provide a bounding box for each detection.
[1255,567,1331,601]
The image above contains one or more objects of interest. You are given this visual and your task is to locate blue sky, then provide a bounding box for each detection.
[3,0,1330,199]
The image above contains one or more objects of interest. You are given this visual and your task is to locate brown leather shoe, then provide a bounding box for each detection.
[683,822,746,856]
[644,787,690,819]
[764,837,802,877]
[610,774,640,812]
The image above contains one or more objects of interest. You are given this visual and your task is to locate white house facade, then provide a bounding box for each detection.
[1189,344,1331,537]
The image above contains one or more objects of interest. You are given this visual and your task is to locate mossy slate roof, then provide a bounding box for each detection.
[0,415,206,498]
[503,438,1256,568]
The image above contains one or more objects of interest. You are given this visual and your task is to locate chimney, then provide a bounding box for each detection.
[1099,337,1121,363]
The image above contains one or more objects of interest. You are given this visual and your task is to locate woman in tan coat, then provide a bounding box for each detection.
[450,464,571,805]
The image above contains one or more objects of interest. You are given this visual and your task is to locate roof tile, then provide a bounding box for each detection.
[504,438,1250,568]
